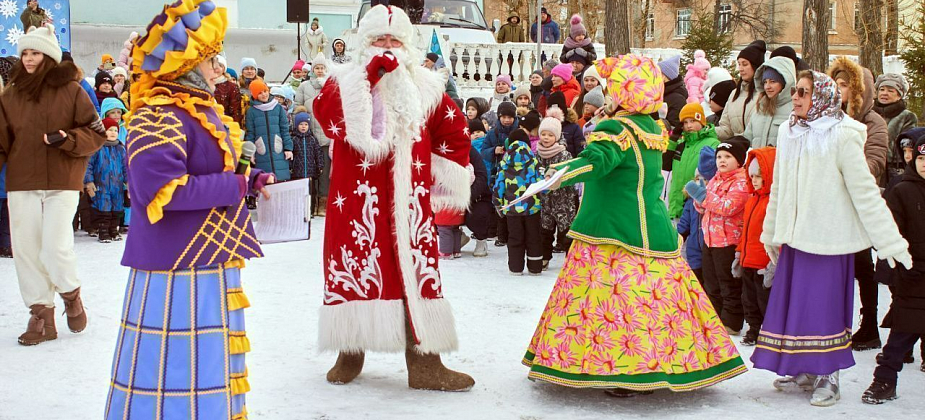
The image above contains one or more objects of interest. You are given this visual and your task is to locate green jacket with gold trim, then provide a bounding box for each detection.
[552,113,681,258]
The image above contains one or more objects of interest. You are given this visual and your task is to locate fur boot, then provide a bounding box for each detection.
[18,305,57,346]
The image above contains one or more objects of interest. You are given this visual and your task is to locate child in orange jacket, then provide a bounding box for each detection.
[733,147,777,346]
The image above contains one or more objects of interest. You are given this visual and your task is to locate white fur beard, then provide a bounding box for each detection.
[375,62,425,139]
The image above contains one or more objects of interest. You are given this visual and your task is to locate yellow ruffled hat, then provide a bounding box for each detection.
[595,54,665,115]
[131,0,227,81]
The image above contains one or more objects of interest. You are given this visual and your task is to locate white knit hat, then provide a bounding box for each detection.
[112,66,128,78]
[358,5,413,45]
[539,116,562,139]
[17,25,62,64]
[311,52,327,71]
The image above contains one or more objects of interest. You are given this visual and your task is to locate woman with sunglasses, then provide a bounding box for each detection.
[752,70,912,407]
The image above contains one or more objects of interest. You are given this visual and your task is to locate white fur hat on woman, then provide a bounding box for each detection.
[17,25,62,64]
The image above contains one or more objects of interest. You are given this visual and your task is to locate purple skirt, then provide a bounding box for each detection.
[750,245,856,376]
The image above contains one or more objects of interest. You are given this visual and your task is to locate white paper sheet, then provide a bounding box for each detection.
[255,178,311,244]
[502,166,569,210]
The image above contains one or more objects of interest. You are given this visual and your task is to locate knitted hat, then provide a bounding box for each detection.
[709,80,736,107]
[102,54,114,64]
[495,74,513,89]
[541,7,549,15]
[565,48,589,66]
[698,147,718,181]
[532,70,544,78]
[468,118,487,134]
[132,0,228,81]
[679,103,707,127]
[497,101,517,118]
[312,52,327,71]
[569,14,587,39]
[769,46,807,72]
[519,110,542,132]
[543,58,559,73]
[227,68,237,79]
[112,66,128,79]
[358,5,414,46]
[292,60,305,72]
[551,64,573,82]
[737,40,767,70]
[582,64,605,89]
[513,85,531,102]
[270,86,286,98]
[425,52,439,63]
[539,116,562,139]
[583,86,605,109]
[102,117,120,131]
[241,57,257,70]
[509,128,530,144]
[294,112,310,127]
[216,54,227,70]
[95,72,114,89]
[762,67,785,85]
[716,136,750,166]
[249,79,269,97]
[914,136,925,161]
[875,73,908,98]
[547,91,567,113]
[658,55,682,80]
[17,25,62,63]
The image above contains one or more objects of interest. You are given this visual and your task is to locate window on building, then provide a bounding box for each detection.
[676,8,692,37]
[829,2,837,31]
[718,4,732,34]
[646,13,655,40]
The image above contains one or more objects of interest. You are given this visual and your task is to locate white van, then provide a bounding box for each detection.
[352,0,496,45]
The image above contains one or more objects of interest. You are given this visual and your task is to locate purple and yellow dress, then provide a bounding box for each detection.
[105,2,262,419]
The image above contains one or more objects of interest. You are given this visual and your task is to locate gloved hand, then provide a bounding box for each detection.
[880,250,913,270]
[684,179,707,203]
[731,252,743,278]
[366,52,399,88]
[253,172,276,199]
[764,244,780,265]
[759,263,776,288]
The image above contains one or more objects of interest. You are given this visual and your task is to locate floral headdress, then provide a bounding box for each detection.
[594,54,664,115]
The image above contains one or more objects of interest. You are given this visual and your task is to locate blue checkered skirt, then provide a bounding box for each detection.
[105,264,250,420]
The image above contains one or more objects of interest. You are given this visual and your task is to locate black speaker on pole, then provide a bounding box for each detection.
[287,0,310,23]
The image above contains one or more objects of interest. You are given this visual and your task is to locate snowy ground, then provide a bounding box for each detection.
[1,222,924,420]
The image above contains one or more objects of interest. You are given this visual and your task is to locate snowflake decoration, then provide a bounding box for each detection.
[0,25,5,33]
[60,18,66,26]
[0,0,18,19]
[45,10,54,21]
[6,25,23,46]
[54,2,62,10]
[333,193,346,211]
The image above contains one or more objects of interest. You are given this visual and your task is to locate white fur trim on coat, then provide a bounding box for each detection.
[431,154,472,212]
[318,300,406,352]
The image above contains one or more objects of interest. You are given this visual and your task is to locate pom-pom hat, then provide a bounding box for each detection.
[132,0,228,81]
[569,14,587,39]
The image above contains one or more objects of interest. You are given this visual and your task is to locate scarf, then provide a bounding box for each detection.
[253,99,279,112]
[536,141,566,159]
[788,71,844,135]
[872,99,907,120]
[564,37,592,50]
[176,67,213,94]
[214,75,227,84]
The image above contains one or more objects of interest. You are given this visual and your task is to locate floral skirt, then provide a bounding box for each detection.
[105,263,251,420]
[523,241,747,391]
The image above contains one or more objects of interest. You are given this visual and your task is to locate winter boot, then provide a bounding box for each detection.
[861,379,897,404]
[326,352,365,384]
[317,197,327,217]
[773,373,816,392]
[405,348,475,391]
[59,287,87,333]
[810,372,840,407]
[18,305,57,346]
[109,223,122,242]
[473,240,488,257]
[605,388,654,398]
[742,326,760,346]
[0,246,12,258]
[851,311,881,351]
[97,220,112,243]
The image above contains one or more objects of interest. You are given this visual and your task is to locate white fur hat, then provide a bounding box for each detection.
[358,5,414,45]
[17,25,62,63]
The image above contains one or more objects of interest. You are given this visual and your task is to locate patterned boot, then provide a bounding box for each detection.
[326,352,365,384]
[18,305,57,346]
[59,288,88,333]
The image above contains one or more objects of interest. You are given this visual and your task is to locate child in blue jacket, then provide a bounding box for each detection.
[84,118,128,243]
[679,147,718,284]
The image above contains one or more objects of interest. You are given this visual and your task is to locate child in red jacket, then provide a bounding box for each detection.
[734,147,777,346]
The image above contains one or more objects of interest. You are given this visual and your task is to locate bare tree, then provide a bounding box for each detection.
[605,0,631,56]
[802,0,830,71]
[634,0,653,48]
[856,0,885,76]
[884,0,900,55]
[725,0,781,43]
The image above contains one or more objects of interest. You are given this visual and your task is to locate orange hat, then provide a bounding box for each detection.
[101,54,114,64]
[249,79,268,97]
[679,103,707,127]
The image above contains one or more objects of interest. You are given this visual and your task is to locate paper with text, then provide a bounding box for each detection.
[256,178,311,244]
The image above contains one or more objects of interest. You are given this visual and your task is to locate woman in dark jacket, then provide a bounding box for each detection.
[547,91,585,157]
[0,25,106,346]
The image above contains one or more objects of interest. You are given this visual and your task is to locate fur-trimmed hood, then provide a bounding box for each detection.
[827,56,871,120]
[45,61,81,88]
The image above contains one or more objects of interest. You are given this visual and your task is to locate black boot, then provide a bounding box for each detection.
[851,311,881,351]
[741,326,759,346]
[97,220,112,243]
[861,379,896,404]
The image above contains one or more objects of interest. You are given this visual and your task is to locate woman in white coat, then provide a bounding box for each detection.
[304,18,328,58]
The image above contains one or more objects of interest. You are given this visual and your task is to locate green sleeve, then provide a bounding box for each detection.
[551,140,626,186]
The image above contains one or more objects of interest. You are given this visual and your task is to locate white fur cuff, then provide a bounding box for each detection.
[431,154,472,212]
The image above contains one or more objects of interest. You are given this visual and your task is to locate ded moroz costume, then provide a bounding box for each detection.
[523,54,747,395]
[104,1,274,419]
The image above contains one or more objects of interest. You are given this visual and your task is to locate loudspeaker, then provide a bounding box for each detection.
[287,0,310,23]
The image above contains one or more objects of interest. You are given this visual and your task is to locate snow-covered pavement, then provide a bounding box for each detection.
[1,223,923,419]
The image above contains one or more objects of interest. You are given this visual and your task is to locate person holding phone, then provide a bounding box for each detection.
[0,25,107,346]
[103,1,274,418]
[20,0,52,31]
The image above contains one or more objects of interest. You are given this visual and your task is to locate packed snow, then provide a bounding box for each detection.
[1,222,923,419]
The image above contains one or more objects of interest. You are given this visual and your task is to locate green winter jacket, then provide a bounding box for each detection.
[667,124,720,218]
[553,114,681,257]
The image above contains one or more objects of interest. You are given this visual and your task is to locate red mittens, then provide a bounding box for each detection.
[366,51,399,88]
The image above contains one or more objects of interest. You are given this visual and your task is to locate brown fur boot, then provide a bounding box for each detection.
[326,352,365,384]
[18,305,57,346]
[317,197,328,217]
[59,287,88,333]
[405,348,475,392]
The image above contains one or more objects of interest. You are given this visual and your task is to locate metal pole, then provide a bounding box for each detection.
[297,22,302,61]
[536,0,542,71]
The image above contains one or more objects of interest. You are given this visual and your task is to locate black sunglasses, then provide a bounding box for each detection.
[791,87,810,98]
